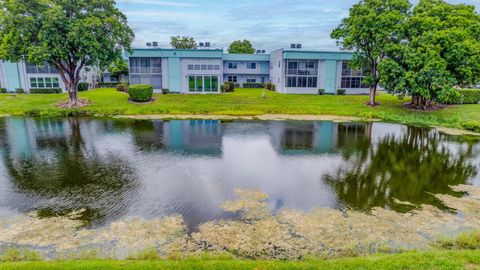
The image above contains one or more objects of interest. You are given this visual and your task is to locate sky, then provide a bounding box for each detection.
[116,0,480,52]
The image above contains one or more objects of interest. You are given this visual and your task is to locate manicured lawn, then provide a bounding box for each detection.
[0,88,478,131]
[1,250,480,270]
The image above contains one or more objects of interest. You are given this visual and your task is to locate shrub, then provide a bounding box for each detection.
[30,88,62,94]
[458,89,480,104]
[128,84,153,102]
[99,82,117,88]
[271,84,276,92]
[0,88,6,93]
[438,88,461,104]
[15,88,24,94]
[462,121,480,133]
[78,82,89,92]
[242,82,264,88]
[265,82,276,91]
[116,83,128,92]
[162,88,169,95]
[223,82,235,93]
[318,89,325,95]
[234,83,240,88]
[337,89,346,95]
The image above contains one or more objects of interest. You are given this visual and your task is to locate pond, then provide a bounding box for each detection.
[0,117,479,232]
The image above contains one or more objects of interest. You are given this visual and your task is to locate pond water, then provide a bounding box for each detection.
[0,117,479,231]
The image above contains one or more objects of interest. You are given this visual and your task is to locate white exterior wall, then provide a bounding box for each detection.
[180,58,223,93]
[0,61,5,89]
[269,49,284,93]
[161,58,169,90]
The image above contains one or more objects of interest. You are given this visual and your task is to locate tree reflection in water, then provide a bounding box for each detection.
[324,126,478,212]
[2,118,139,226]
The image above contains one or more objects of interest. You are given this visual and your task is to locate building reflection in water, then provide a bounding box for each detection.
[0,117,478,230]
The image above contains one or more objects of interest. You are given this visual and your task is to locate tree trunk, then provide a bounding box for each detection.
[367,85,377,106]
[68,81,79,108]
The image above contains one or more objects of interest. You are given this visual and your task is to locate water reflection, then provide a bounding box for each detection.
[0,117,478,230]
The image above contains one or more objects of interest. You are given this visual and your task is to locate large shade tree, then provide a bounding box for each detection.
[228,40,255,54]
[331,0,411,106]
[0,0,134,107]
[170,36,197,49]
[379,0,480,109]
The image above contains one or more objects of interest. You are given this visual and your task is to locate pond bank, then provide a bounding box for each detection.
[2,250,480,270]
[1,185,480,260]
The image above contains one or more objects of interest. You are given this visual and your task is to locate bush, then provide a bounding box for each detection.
[234,83,240,88]
[438,88,461,104]
[265,82,276,91]
[223,82,235,93]
[116,83,128,92]
[30,88,62,94]
[462,121,480,133]
[162,88,169,95]
[242,82,264,88]
[128,84,153,102]
[0,88,6,93]
[15,88,24,94]
[78,82,89,92]
[337,89,346,95]
[458,89,480,104]
[318,89,325,95]
[99,82,117,88]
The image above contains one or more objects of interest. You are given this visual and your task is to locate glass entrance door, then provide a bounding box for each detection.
[187,76,219,93]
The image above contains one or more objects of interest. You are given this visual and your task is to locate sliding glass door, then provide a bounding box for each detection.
[188,76,219,93]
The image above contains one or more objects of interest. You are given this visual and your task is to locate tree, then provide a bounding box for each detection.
[228,40,256,54]
[170,36,197,49]
[331,0,411,106]
[0,0,134,107]
[108,59,129,81]
[379,0,480,109]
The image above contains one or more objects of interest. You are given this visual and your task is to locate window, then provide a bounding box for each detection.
[29,77,60,88]
[227,76,237,82]
[341,61,368,88]
[246,78,256,83]
[228,62,237,69]
[247,62,257,69]
[188,64,220,71]
[285,59,318,88]
[129,57,161,74]
[26,63,58,74]
[188,75,219,93]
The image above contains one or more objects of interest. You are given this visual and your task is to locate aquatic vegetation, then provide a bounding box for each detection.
[1,186,480,260]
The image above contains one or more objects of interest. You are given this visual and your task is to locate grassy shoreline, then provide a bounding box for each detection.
[1,250,480,269]
[0,88,478,132]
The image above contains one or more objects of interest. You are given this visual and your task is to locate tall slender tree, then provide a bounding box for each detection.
[331,0,411,106]
[0,0,134,107]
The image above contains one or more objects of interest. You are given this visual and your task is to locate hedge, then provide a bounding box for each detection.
[128,84,153,102]
[78,82,89,92]
[458,89,480,104]
[0,88,6,93]
[99,82,118,88]
[222,82,235,93]
[30,88,62,94]
[242,82,264,88]
[337,89,346,95]
[15,88,24,94]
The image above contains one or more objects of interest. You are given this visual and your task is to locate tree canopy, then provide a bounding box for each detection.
[108,59,129,80]
[0,0,134,107]
[331,0,411,106]
[228,40,256,54]
[170,36,197,49]
[379,0,480,109]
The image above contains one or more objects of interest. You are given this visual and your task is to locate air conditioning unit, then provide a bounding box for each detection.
[152,41,158,47]
[296,44,302,49]
[146,42,152,47]
[290,44,296,49]
[199,42,205,47]
[205,42,211,47]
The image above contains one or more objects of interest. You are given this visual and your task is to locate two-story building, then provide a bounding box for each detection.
[126,47,369,95]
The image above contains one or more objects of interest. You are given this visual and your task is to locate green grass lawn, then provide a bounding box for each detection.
[1,250,480,270]
[0,88,478,131]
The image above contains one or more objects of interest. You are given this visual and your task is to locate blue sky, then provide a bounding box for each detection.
[116,0,480,52]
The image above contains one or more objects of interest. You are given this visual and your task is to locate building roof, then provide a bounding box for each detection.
[222,54,270,61]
